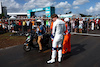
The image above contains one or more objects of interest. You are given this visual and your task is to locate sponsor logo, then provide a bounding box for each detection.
[46,11,50,13]
[46,8,50,10]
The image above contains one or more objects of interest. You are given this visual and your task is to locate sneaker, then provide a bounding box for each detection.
[38,50,43,53]
[66,51,71,54]
[47,59,55,64]
[67,52,71,54]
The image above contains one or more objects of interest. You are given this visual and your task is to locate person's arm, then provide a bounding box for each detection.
[64,23,67,35]
[37,26,42,32]
[52,22,56,37]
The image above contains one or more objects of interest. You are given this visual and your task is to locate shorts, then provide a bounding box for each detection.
[75,25,78,28]
[27,26,30,29]
[79,25,83,29]
[18,25,22,29]
[46,25,50,28]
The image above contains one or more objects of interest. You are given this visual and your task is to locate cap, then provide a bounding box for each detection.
[64,18,69,22]
[36,20,42,22]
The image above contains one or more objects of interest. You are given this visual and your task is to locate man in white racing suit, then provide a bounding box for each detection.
[47,14,66,63]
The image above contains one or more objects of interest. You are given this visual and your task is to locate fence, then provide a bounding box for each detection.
[0,17,100,36]
[0,18,52,35]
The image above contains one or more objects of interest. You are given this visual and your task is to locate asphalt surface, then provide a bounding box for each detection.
[88,29,100,34]
[0,34,100,67]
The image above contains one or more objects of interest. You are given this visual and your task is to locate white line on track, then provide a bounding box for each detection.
[71,32,100,37]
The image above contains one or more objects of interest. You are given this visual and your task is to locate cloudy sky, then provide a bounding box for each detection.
[0,0,100,16]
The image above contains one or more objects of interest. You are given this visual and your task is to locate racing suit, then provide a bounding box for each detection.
[47,19,66,63]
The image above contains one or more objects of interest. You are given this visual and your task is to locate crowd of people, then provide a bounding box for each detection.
[0,16,100,34]
[69,18,100,33]
[0,17,51,34]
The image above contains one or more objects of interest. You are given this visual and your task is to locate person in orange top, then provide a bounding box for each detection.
[50,21,54,41]
[62,18,71,54]
[50,21,53,30]
[31,19,35,26]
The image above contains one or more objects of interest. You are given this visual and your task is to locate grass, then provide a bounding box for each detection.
[0,33,26,48]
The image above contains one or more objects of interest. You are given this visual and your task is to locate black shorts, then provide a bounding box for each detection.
[18,25,22,29]
[27,26,30,29]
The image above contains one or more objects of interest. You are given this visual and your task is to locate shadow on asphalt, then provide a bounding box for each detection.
[63,44,86,61]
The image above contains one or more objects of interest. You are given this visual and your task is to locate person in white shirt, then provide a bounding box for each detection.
[26,19,30,32]
[47,14,66,64]
[96,18,99,29]
[91,21,94,31]
[79,18,83,33]
[70,18,75,32]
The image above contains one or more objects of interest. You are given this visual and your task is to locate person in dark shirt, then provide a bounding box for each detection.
[75,19,79,33]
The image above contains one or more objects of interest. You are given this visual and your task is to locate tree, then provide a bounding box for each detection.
[66,13,68,14]
[0,13,4,18]
[80,13,92,17]
[66,11,72,14]
[69,11,72,14]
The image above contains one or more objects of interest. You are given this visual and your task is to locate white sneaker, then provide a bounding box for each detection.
[58,58,62,63]
[47,59,55,64]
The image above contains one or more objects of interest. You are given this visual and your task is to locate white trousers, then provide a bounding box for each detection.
[51,34,63,59]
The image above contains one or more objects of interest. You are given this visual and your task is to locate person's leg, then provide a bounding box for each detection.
[62,35,68,54]
[79,29,81,33]
[37,36,42,50]
[58,41,63,62]
[47,37,58,63]
[67,34,71,52]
